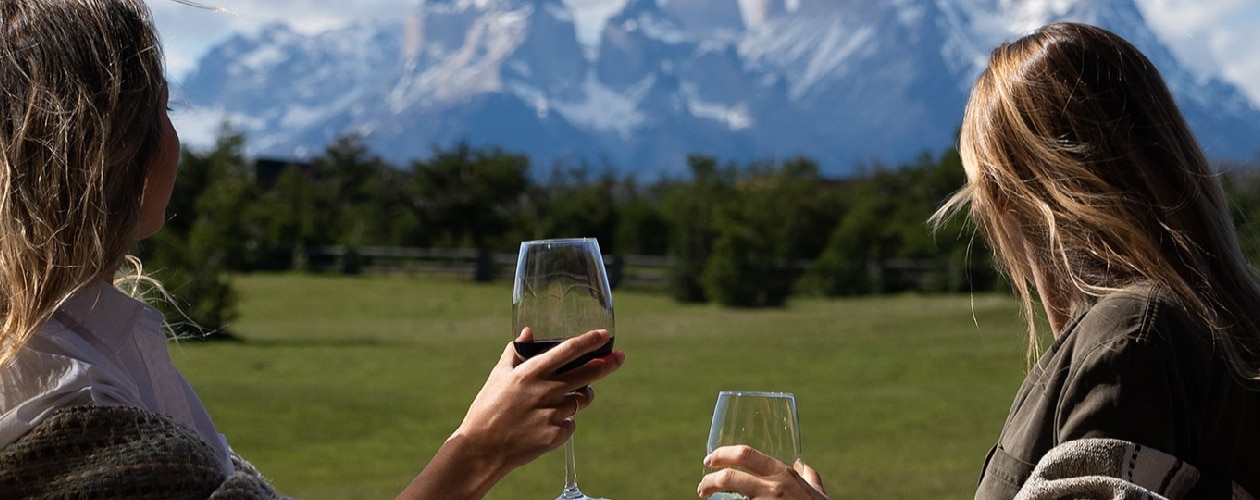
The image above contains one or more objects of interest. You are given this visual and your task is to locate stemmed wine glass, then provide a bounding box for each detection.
[513,238,616,500]
[704,391,802,500]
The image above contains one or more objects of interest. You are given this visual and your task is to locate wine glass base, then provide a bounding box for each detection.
[556,488,610,500]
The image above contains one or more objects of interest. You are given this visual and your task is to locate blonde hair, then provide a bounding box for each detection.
[931,23,1260,378]
[0,0,167,366]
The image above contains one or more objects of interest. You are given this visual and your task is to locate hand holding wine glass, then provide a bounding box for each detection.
[398,324,623,500]
[513,238,618,500]
[457,328,621,464]
[698,391,827,500]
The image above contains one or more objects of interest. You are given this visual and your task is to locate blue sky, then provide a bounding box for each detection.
[149,0,1260,144]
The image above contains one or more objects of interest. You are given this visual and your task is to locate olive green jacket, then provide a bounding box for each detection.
[978,283,1260,499]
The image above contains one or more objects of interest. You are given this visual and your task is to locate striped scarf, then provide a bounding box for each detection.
[1017,438,1254,500]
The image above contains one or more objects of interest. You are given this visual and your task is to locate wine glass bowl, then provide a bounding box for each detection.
[511,238,615,500]
[512,238,615,373]
[704,391,802,500]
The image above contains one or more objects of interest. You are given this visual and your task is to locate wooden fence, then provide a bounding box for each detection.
[301,245,671,288]
[299,246,951,292]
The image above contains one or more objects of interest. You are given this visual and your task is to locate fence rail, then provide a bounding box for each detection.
[300,246,673,287]
[296,245,949,292]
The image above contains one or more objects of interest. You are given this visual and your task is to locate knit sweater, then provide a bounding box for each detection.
[1017,438,1255,500]
[0,404,282,499]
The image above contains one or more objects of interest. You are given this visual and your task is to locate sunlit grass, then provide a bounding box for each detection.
[171,273,1028,499]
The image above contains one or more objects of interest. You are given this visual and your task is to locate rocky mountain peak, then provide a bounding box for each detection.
[177,0,1260,176]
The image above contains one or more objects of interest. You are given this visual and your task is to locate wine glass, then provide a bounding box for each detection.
[704,391,802,500]
[512,238,615,500]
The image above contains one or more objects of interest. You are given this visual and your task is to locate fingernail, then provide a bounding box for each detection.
[613,351,625,363]
[702,453,713,467]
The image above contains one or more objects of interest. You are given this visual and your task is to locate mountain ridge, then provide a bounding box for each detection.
[176,0,1260,176]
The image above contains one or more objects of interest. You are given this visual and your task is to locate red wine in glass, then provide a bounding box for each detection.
[513,337,616,373]
[512,238,615,500]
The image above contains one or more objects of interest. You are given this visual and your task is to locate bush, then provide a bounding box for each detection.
[702,209,794,307]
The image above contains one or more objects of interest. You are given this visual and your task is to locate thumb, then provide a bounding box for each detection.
[794,460,826,495]
[499,327,535,367]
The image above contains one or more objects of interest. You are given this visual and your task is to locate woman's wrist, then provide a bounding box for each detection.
[397,430,514,500]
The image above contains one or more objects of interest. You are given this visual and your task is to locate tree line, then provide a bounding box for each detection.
[137,128,1260,336]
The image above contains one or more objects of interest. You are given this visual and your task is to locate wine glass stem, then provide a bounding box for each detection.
[560,430,583,498]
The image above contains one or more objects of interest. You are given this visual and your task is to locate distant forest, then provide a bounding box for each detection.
[138,128,1260,336]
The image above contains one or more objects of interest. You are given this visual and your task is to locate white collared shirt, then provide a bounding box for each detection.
[0,282,233,474]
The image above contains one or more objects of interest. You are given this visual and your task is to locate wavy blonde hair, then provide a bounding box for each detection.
[0,0,167,366]
[931,23,1260,378]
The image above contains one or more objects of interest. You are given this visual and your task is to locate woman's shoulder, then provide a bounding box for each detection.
[1069,282,1192,341]
[0,315,145,448]
[0,405,283,499]
[4,312,143,399]
[0,405,225,498]
[1061,282,1209,366]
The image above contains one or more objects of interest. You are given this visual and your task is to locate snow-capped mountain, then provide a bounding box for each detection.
[177,0,1260,176]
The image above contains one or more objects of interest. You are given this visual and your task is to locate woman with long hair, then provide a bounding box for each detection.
[0,1,623,498]
[699,22,1260,499]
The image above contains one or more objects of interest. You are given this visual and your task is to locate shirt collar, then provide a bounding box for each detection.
[56,282,164,351]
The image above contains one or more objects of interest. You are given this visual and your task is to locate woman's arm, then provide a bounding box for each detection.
[397,328,624,500]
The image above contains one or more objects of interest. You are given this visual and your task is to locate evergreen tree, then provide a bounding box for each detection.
[663,156,733,303]
[533,163,621,249]
[138,126,256,339]
[702,157,834,307]
[615,177,671,257]
[310,134,399,272]
[255,162,319,270]
[412,141,530,281]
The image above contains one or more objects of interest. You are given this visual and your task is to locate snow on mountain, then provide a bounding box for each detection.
[175,0,1260,176]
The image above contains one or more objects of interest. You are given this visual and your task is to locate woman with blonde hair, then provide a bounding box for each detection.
[699,22,1260,499]
[0,1,622,498]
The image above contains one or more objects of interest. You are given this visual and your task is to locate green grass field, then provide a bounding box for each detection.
[170,273,1030,499]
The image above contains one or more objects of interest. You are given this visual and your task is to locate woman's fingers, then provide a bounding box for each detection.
[566,385,596,415]
[521,329,622,381]
[697,468,762,499]
[549,391,582,425]
[705,445,789,477]
[546,384,596,425]
[501,327,535,368]
[556,351,623,392]
[794,460,826,495]
[543,406,578,445]
[698,450,828,499]
[500,328,622,430]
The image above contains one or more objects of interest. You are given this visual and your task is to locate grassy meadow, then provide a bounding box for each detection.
[170,273,1030,499]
